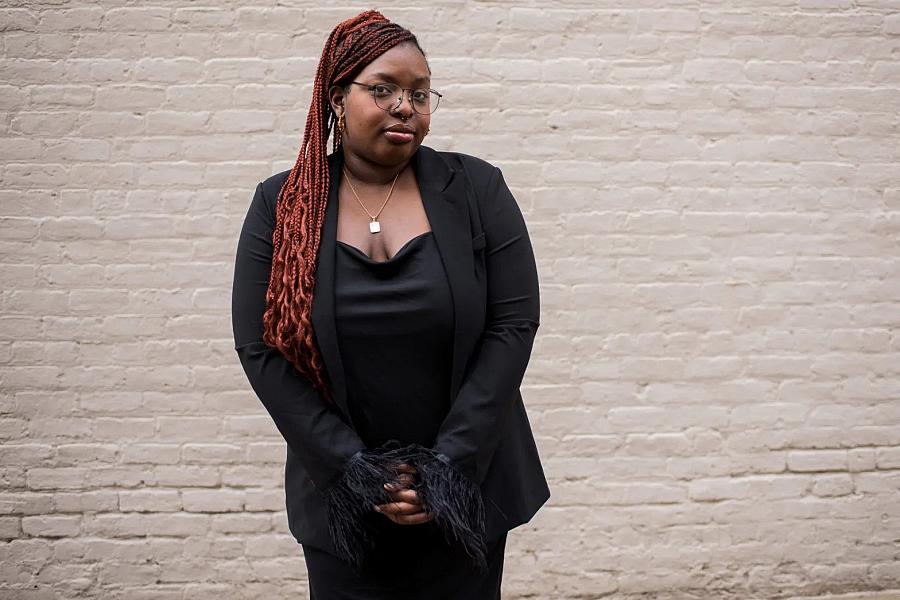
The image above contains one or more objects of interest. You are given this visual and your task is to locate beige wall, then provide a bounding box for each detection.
[2,2,900,598]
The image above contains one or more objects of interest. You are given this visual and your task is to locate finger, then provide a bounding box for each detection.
[395,463,418,475]
[391,511,434,525]
[384,487,422,504]
[379,508,431,525]
[375,501,422,515]
[383,480,411,492]
[384,473,416,491]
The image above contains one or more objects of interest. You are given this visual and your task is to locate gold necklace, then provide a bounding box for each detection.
[342,167,401,234]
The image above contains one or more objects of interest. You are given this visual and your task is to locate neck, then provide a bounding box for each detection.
[341,151,410,185]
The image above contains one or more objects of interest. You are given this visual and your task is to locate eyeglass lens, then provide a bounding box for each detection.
[372,83,440,115]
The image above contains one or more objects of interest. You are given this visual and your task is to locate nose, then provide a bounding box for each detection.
[389,90,415,118]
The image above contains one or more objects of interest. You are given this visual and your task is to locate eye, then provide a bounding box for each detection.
[371,84,395,97]
[411,89,429,104]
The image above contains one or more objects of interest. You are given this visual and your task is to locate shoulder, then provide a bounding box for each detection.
[258,169,291,209]
[245,169,292,226]
[429,148,500,186]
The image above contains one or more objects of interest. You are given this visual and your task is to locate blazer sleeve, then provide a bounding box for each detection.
[231,180,366,492]
[432,163,541,485]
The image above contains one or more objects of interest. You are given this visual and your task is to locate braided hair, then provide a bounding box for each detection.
[263,10,425,402]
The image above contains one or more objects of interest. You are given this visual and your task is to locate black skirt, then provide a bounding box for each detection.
[302,519,507,600]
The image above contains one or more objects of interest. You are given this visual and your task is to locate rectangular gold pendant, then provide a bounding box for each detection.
[369,220,381,233]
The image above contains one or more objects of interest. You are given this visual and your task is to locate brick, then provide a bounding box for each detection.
[210,513,271,534]
[26,468,87,491]
[102,8,171,31]
[0,517,21,539]
[56,443,118,464]
[182,444,242,464]
[244,489,283,512]
[21,515,81,537]
[811,474,854,497]
[82,513,147,537]
[154,466,219,488]
[220,465,281,487]
[142,512,210,536]
[787,450,848,472]
[53,491,118,513]
[688,478,751,501]
[875,446,900,469]
[119,490,181,513]
[121,443,180,464]
[181,489,244,513]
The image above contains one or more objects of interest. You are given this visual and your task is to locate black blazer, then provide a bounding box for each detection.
[232,144,550,555]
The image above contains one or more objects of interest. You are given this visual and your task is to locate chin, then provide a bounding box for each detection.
[373,140,421,165]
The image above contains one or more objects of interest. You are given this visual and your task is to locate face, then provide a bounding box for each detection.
[329,42,432,168]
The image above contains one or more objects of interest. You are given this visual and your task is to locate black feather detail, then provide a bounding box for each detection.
[408,448,488,573]
[322,446,398,570]
[322,440,487,574]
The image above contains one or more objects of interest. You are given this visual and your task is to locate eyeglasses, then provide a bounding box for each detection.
[349,81,442,115]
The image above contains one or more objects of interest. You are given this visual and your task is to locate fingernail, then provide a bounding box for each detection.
[373,505,381,512]
[384,483,394,491]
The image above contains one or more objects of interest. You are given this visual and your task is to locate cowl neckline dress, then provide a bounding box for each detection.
[333,230,454,450]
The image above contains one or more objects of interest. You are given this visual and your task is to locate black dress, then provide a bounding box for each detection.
[334,231,453,449]
[300,231,507,600]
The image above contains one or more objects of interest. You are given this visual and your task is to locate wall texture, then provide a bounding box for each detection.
[2,1,900,598]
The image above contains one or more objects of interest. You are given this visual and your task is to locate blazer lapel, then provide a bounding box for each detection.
[312,146,479,425]
[311,151,351,420]
[412,146,482,403]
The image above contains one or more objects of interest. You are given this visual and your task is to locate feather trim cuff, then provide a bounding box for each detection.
[322,441,487,573]
[409,448,488,573]
[322,447,396,570]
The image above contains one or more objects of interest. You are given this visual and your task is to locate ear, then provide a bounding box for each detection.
[329,84,347,116]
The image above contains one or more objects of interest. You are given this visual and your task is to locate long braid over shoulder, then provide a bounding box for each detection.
[263,10,421,402]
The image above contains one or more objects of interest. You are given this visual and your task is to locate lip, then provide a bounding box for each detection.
[383,124,415,144]
[384,124,415,134]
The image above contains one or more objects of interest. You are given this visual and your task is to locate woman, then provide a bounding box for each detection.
[231,10,550,599]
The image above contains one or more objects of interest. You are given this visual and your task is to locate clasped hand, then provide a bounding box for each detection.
[373,462,434,525]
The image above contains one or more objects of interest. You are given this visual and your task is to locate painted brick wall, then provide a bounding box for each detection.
[2,2,899,599]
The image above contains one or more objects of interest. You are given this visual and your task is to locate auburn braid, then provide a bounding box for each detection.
[262,10,422,403]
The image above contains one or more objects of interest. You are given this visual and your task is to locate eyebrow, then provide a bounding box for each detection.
[366,72,431,85]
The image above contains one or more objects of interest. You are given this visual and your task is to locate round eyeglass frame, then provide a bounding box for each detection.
[348,81,443,115]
